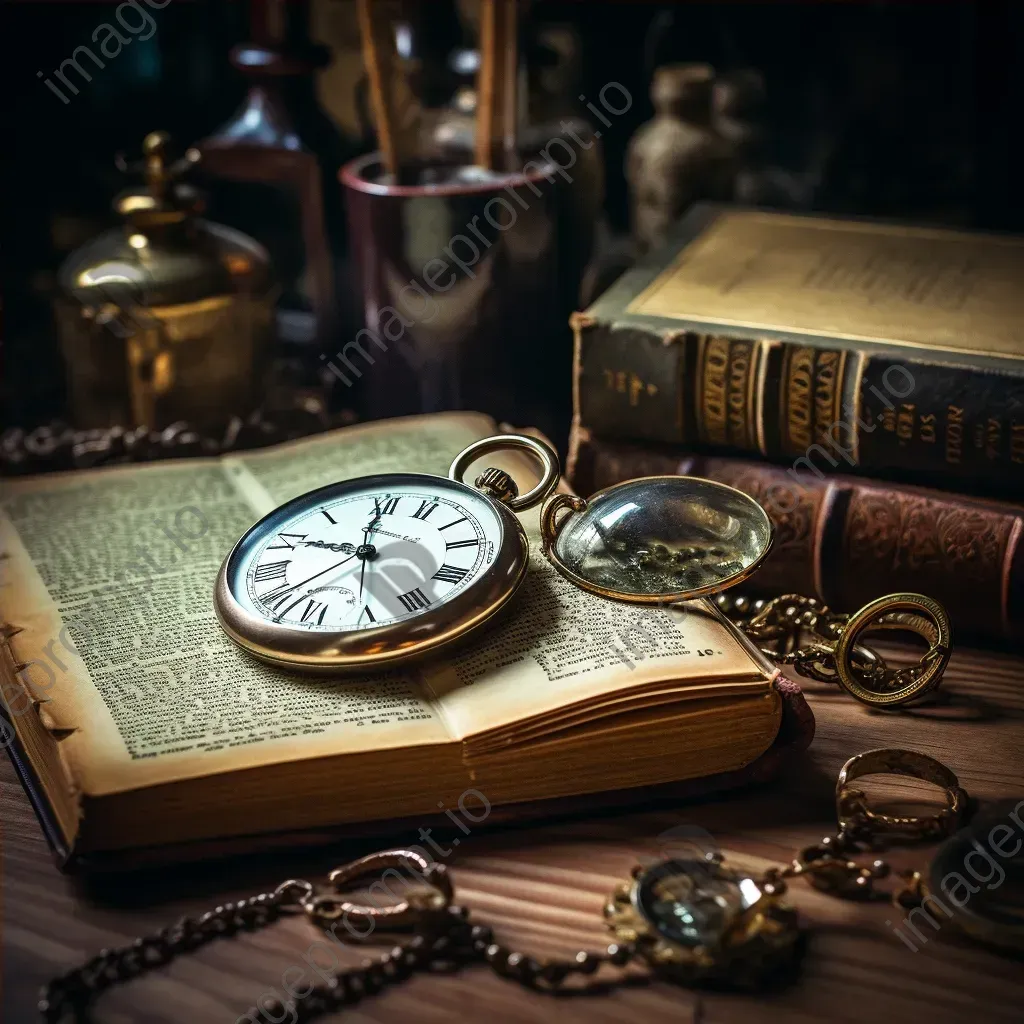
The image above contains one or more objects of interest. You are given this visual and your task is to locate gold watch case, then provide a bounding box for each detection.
[605,855,802,988]
[213,434,559,673]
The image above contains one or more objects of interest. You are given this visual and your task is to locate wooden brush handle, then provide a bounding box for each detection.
[357,0,421,178]
[475,0,518,169]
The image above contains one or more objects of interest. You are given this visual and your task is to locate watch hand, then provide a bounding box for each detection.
[359,515,381,600]
[358,545,369,598]
[269,552,359,612]
[358,548,369,599]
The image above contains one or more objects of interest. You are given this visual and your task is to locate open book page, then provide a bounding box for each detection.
[228,411,504,511]
[0,413,499,797]
[422,517,775,743]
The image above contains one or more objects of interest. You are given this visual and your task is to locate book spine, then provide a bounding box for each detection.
[569,430,1024,645]
[573,317,1024,496]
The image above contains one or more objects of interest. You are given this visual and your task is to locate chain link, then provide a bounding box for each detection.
[715,592,943,697]
[41,889,639,1022]
[39,884,309,1022]
[2,403,345,477]
[750,814,898,902]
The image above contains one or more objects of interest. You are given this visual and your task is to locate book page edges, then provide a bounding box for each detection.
[1,621,82,852]
[74,689,782,854]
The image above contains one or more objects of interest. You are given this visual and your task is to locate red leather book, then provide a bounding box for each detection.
[570,427,1024,645]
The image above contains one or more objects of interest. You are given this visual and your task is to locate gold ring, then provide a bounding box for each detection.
[448,434,560,513]
[834,593,951,707]
[836,748,967,839]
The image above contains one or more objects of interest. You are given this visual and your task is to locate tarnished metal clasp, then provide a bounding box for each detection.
[303,849,454,934]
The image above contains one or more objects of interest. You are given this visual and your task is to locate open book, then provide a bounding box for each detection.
[0,413,801,867]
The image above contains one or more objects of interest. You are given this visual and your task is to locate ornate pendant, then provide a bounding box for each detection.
[604,853,804,988]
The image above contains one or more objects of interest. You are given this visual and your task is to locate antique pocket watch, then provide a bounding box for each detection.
[214,435,559,671]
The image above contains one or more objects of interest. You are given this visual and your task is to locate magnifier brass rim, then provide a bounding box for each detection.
[833,593,952,707]
[541,474,775,604]
[448,434,560,512]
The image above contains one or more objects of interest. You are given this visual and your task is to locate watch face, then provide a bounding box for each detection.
[633,858,761,949]
[230,477,504,633]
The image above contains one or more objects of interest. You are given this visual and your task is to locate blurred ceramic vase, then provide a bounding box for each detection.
[627,64,733,255]
[56,132,275,431]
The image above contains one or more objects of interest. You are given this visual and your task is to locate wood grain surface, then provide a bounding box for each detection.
[4,645,1024,1023]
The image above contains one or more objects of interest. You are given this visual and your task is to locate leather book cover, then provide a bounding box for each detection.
[571,204,1024,498]
[570,428,1024,645]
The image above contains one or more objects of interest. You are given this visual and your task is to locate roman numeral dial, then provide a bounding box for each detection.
[267,533,305,551]
[244,484,496,634]
[445,538,479,550]
[432,564,469,584]
[254,560,290,583]
[412,500,438,521]
[277,595,329,624]
[396,588,431,613]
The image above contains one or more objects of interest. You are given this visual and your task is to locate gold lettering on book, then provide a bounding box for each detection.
[946,405,964,464]
[699,336,730,445]
[602,368,659,406]
[1012,423,1024,465]
[783,347,815,452]
[726,340,755,447]
[698,337,757,448]
[897,404,915,444]
[813,350,841,439]
[920,412,938,444]
[782,346,845,456]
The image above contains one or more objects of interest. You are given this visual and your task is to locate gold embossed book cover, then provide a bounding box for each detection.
[572,205,1024,497]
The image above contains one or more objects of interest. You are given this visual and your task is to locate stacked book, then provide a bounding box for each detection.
[569,205,1024,645]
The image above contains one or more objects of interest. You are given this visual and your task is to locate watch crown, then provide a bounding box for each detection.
[474,467,519,505]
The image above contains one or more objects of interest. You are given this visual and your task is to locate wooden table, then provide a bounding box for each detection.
[4,645,1024,1023]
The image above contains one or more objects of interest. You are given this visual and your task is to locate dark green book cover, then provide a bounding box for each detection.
[573,204,1024,497]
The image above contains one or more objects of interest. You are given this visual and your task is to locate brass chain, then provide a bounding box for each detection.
[758,816,899,902]
[1,404,341,476]
[41,749,965,1018]
[714,592,941,695]
[40,873,639,1022]
[755,812,935,905]
[752,749,965,906]
[40,879,311,1022]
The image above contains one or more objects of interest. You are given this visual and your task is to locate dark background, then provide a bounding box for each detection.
[4,0,1024,429]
